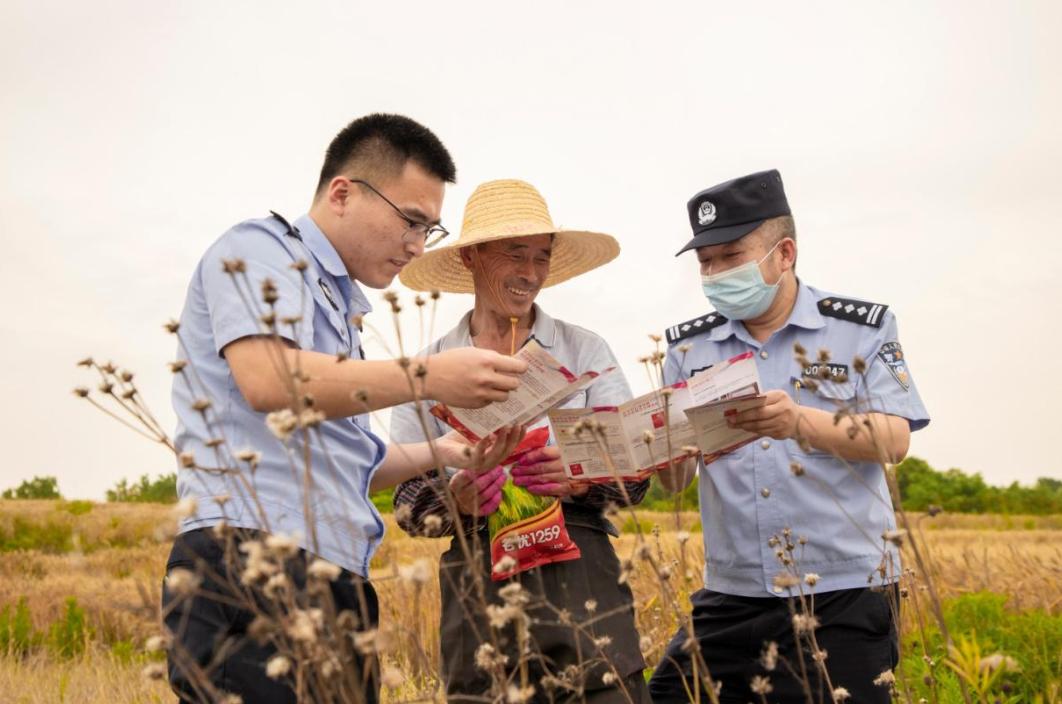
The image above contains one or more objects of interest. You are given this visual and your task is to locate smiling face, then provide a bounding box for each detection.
[314,160,446,289]
[696,224,795,284]
[461,234,553,318]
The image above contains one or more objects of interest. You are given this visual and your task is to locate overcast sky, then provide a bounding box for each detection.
[2,1,1060,499]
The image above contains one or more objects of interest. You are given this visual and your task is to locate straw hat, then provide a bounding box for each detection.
[399,179,620,293]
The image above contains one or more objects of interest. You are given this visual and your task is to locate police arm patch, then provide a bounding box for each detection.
[877,341,910,390]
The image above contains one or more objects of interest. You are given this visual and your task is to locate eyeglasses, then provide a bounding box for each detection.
[347,178,450,249]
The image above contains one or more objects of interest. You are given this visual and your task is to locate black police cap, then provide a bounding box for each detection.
[676,169,791,255]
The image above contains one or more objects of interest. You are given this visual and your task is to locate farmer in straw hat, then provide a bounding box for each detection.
[390,179,652,703]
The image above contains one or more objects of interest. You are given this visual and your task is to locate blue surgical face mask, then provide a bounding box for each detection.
[700,241,782,320]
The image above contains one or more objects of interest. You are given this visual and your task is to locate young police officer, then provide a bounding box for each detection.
[165,114,526,703]
[650,170,929,703]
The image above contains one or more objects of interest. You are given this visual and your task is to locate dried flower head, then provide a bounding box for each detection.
[308,559,342,582]
[398,558,432,585]
[144,634,171,653]
[601,671,617,685]
[422,514,443,534]
[73,387,90,398]
[772,572,799,593]
[506,685,535,704]
[760,641,778,671]
[804,572,820,587]
[142,662,167,680]
[261,279,278,304]
[266,409,298,441]
[490,555,517,577]
[265,533,299,558]
[222,258,246,274]
[165,567,201,596]
[881,529,907,547]
[235,449,261,467]
[77,357,94,367]
[873,670,896,687]
[853,356,867,374]
[979,653,1020,673]
[584,598,598,613]
[792,613,821,633]
[285,610,317,643]
[290,259,309,272]
[750,675,773,695]
[831,686,851,702]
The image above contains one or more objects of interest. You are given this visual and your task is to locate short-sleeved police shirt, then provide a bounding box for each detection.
[663,281,929,596]
[172,213,386,576]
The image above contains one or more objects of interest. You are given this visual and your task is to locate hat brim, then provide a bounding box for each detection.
[399,228,620,294]
[675,219,765,256]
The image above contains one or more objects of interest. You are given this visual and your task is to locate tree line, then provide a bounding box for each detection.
[3,457,1060,514]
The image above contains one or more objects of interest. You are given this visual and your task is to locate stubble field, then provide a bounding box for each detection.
[0,500,1060,703]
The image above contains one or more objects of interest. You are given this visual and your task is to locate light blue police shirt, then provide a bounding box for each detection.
[663,281,929,597]
[172,213,386,577]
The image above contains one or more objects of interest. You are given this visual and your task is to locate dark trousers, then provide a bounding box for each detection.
[162,528,380,704]
[439,523,650,703]
[648,587,898,703]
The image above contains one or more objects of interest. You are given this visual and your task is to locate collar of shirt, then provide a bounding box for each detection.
[706,279,825,346]
[442,303,558,351]
[293,214,373,317]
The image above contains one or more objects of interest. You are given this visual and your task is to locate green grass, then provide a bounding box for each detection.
[900,592,1062,702]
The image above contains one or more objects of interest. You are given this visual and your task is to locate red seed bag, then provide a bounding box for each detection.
[487,426,581,580]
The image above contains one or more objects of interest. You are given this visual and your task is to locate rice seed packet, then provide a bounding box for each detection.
[488,426,581,581]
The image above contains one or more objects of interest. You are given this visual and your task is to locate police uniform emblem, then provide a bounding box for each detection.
[697,200,717,226]
[877,341,910,390]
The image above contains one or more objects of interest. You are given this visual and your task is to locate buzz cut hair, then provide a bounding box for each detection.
[315,113,456,198]
[761,215,796,246]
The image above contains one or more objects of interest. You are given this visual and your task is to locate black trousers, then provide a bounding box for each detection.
[648,587,898,703]
[439,522,650,703]
[162,528,380,704]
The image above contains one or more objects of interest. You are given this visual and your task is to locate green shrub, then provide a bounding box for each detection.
[106,472,177,503]
[48,597,89,658]
[0,597,42,656]
[2,476,61,500]
[58,500,93,516]
[371,487,394,513]
[901,592,1062,701]
[0,516,74,553]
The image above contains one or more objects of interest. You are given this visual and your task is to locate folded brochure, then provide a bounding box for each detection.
[430,339,614,442]
[551,351,765,481]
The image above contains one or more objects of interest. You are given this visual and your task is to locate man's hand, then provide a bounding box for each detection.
[510,446,589,498]
[435,426,526,471]
[423,348,528,408]
[726,389,801,440]
[450,466,506,516]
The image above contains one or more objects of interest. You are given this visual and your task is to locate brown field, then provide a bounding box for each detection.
[1,500,1060,702]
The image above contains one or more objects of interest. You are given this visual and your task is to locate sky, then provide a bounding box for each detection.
[1,1,1060,500]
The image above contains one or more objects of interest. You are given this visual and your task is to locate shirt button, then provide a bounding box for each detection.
[761,487,771,498]
[760,439,771,450]
[759,349,769,360]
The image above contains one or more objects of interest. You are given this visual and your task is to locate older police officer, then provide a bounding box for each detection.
[650,170,929,703]
[165,114,526,704]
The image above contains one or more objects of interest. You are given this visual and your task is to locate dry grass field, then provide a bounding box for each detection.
[1,500,1060,702]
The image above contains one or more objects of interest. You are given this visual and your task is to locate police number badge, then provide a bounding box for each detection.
[697,200,717,226]
[877,341,910,390]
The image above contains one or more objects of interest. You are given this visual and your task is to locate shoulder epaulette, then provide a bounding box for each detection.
[818,296,889,328]
[269,211,303,241]
[665,312,729,344]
